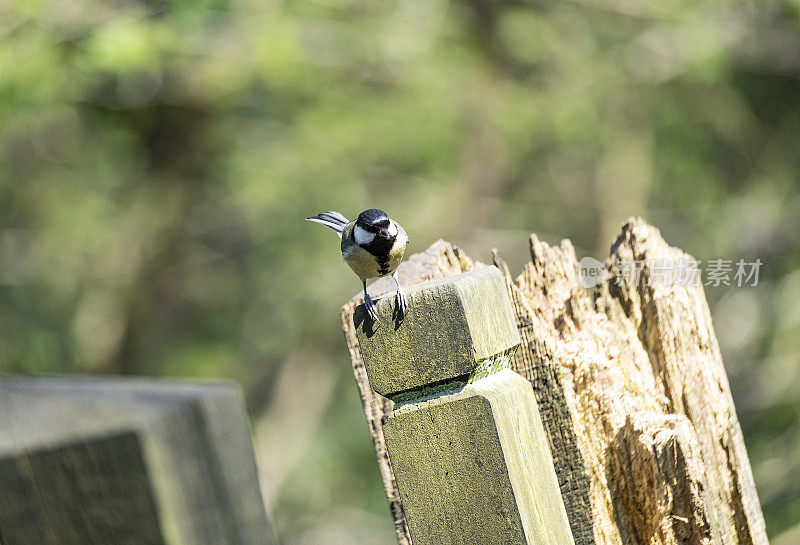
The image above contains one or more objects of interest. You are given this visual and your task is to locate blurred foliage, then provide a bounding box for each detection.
[2,0,800,543]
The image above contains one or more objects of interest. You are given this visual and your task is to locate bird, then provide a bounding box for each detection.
[307,209,409,321]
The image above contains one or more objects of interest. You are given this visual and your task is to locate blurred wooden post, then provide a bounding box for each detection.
[0,377,277,545]
[343,221,768,545]
[352,266,574,545]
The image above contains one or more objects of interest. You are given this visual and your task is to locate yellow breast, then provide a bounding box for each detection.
[343,244,384,279]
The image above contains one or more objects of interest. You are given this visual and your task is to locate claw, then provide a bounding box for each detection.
[364,293,379,321]
[391,271,408,318]
[395,286,407,316]
[361,279,378,321]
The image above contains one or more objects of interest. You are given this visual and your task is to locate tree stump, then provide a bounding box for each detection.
[341,219,768,545]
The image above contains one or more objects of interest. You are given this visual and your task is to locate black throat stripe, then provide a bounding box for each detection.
[363,237,394,276]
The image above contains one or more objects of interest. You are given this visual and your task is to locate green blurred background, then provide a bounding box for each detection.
[2,0,799,543]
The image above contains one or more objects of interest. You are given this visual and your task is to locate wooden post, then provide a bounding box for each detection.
[342,239,475,544]
[0,377,277,545]
[507,218,768,545]
[342,221,768,545]
[352,266,575,545]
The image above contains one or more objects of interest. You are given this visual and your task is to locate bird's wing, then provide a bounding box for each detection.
[306,211,349,238]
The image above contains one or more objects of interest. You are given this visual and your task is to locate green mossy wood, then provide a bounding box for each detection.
[356,266,575,545]
[0,378,276,545]
[354,266,520,397]
[386,370,576,545]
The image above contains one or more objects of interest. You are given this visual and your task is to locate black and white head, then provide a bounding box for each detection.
[353,208,398,246]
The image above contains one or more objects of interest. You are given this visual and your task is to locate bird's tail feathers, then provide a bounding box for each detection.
[306,211,349,238]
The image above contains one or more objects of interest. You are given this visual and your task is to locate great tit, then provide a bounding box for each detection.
[307,208,409,320]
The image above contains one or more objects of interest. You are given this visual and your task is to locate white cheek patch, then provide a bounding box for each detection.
[354,224,375,245]
[387,221,398,237]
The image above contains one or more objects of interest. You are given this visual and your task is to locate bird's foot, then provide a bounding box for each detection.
[395,286,408,317]
[364,293,379,322]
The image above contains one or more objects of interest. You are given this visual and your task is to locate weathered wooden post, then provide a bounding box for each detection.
[0,377,276,545]
[352,266,575,545]
[343,221,769,545]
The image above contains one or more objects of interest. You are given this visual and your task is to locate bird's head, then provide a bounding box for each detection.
[356,208,396,241]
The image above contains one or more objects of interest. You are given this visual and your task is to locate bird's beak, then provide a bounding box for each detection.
[378,228,390,239]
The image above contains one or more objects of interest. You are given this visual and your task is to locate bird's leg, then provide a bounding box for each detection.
[362,279,378,321]
[393,271,407,316]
